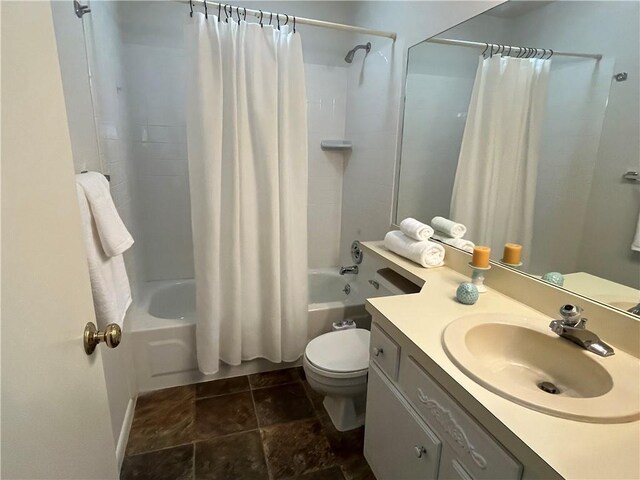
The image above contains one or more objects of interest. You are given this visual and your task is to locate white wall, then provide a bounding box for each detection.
[306,64,349,268]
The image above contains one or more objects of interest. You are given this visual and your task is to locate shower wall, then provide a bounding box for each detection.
[116,1,355,279]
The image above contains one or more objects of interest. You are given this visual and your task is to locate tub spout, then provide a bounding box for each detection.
[339,265,359,275]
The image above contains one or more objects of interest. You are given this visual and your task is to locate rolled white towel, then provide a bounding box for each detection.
[431,216,467,239]
[432,233,475,254]
[400,217,434,241]
[384,230,445,268]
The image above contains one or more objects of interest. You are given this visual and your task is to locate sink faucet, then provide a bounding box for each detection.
[339,265,359,275]
[549,304,614,357]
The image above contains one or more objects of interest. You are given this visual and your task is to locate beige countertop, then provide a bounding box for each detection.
[362,241,640,480]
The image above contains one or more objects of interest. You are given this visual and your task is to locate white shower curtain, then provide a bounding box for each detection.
[186,14,308,374]
[451,55,550,260]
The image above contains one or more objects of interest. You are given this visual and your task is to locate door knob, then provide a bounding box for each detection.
[84,322,121,355]
[414,445,427,458]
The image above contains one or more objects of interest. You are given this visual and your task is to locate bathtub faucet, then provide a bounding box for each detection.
[339,265,359,275]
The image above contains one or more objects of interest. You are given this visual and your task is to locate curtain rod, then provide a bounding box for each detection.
[428,37,602,60]
[179,0,397,40]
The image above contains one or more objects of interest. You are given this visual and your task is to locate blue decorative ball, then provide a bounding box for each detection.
[542,272,564,287]
[456,282,479,305]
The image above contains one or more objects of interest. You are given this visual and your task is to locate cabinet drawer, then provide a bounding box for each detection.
[370,323,400,380]
[399,356,522,480]
[365,364,441,480]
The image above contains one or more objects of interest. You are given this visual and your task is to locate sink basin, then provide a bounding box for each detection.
[443,314,640,423]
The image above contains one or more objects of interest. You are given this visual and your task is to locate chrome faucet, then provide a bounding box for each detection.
[339,265,359,275]
[549,304,614,357]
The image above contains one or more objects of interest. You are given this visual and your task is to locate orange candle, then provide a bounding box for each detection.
[471,246,491,268]
[503,243,522,265]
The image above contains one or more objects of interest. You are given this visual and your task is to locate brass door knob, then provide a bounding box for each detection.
[84,322,121,355]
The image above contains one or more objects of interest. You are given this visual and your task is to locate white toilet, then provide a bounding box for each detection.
[303,328,371,432]
[303,267,421,431]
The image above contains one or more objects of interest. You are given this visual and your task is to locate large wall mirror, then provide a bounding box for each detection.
[396,1,640,314]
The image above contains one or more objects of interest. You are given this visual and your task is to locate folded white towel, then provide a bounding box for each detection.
[400,217,434,241]
[76,181,132,327]
[633,208,640,252]
[432,232,475,253]
[431,216,467,239]
[76,172,134,257]
[384,230,445,268]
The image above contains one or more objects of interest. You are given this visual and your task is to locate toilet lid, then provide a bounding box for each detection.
[305,329,370,373]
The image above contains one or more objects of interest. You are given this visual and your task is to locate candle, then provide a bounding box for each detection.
[471,246,491,268]
[503,243,522,265]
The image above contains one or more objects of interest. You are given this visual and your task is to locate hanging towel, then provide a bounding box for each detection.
[76,177,133,327]
[400,217,434,241]
[76,172,134,257]
[432,232,475,253]
[431,216,467,238]
[633,209,640,252]
[384,230,445,268]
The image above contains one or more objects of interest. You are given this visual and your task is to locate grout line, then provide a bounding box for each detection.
[248,381,274,480]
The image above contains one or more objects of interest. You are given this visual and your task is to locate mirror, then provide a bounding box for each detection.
[396,1,640,313]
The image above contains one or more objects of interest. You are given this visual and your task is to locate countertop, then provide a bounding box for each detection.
[362,241,640,480]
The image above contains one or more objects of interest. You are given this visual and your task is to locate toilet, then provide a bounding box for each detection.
[303,328,370,432]
[304,268,421,431]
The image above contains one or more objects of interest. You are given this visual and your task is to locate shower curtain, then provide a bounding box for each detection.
[186,14,308,374]
[450,55,550,260]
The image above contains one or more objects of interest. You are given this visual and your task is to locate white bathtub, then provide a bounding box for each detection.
[130,267,377,392]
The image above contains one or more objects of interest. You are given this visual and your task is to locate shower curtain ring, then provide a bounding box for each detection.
[189,0,193,17]
[481,43,488,57]
[277,13,280,30]
[224,4,230,22]
[506,45,512,56]
[284,14,289,25]
[236,6,241,24]
[293,16,296,33]
[203,0,208,19]
[243,7,246,20]
[269,12,273,25]
[217,3,221,21]
[259,10,263,27]
[548,49,554,59]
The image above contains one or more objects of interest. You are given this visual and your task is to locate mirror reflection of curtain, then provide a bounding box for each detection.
[451,55,551,262]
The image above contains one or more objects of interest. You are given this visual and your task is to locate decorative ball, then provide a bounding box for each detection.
[456,282,479,305]
[542,272,564,287]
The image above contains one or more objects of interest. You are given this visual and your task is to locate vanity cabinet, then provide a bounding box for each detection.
[365,322,522,480]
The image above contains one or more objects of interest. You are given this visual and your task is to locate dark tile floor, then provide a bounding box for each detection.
[121,367,375,480]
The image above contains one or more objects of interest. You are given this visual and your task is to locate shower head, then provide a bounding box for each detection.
[344,42,372,63]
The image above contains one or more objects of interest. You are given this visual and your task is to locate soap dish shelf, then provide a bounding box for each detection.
[321,140,352,151]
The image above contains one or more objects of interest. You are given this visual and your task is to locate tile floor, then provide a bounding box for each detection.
[121,367,375,480]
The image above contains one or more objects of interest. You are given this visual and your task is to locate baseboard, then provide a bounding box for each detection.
[116,396,137,470]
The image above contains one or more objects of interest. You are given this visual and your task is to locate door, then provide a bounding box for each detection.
[1,1,118,478]
[364,365,442,479]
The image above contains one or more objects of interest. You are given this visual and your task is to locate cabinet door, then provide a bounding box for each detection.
[439,447,475,480]
[365,365,441,479]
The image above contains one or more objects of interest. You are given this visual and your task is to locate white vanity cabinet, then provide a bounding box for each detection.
[365,322,523,480]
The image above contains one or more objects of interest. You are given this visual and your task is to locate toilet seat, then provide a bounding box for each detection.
[304,329,370,375]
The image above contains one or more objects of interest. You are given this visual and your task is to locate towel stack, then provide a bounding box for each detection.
[383,218,445,268]
[430,216,475,253]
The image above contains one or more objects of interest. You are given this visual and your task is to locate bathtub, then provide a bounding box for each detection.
[130,267,379,392]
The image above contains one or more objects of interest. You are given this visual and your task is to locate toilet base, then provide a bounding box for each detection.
[323,391,367,432]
